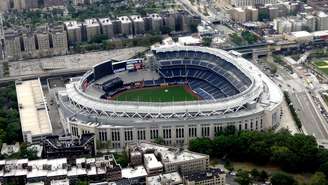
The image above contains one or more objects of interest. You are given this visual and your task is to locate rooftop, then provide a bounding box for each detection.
[16,79,52,137]
[130,15,144,22]
[118,16,131,23]
[290,31,312,38]
[99,18,112,25]
[146,172,182,185]
[1,143,20,155]
[184,168,225,182]
[64,21,82,29]
[144,153,163,170]
[121,165,147,179]
[84,19,100,27]
[136,142,208,164]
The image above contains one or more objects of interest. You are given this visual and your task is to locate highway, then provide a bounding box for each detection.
[262,54,328,139]
[290,92,328,139]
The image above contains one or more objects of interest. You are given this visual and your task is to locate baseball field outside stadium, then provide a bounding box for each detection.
[113,85,199,102]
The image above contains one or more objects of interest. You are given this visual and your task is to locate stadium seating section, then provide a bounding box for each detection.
[152,50,252,100]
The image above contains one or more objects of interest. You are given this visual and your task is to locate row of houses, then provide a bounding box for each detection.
[0,142,225,185]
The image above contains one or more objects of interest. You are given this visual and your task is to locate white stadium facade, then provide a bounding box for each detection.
[57,45,283,149]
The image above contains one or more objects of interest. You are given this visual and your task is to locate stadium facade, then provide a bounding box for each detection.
[57,45,283,149]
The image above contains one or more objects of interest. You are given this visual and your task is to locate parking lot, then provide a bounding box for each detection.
[8,47,147,77]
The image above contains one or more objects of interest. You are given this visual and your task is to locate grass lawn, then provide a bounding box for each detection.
[313,60,328,67]
[313,60,328,75]
[114,85,198,102]
[232,161,312,184]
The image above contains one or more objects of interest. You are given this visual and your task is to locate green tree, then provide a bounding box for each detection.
[241,31,258,44]
[309,172,328,185]
[235,170,252,185]
[230,33,243,45]
[154,137,165,145]
[259,170,268,181]
[202,37,212,47]
[271,172,298,185]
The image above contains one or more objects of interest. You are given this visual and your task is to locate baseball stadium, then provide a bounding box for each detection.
[57,45,283,148]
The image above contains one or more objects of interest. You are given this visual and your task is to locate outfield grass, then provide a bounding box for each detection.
[114,85,198,102]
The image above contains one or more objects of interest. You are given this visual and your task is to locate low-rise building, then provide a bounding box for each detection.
[122,166,147,185]
[42,134,96,159]
[16,79,53,144]
[128,142,209,175]
[146,172,182,185]
[0,155,121,184]
[183,168,226,185]
[143,153,163,176]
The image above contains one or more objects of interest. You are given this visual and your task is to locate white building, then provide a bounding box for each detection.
[144,153,163,176]
[146,172,182,185]
[16,79,52,144]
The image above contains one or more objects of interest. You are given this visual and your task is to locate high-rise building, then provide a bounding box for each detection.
[0,1,9,12]
[148,14,163,33]
[161,11,177,32]
[24,0,39,9]
[130,15,145,35]
[35,32,50,57]
[230,8,246,23]
[305,15,316,32]
[50,30,68,56]
[245,7,258,22]
[99,18,114,39]
[21,33,37,58]
[64,21,82,46]
[43,0,64,7]
[230,0,278,7]
[4,31,22,60]
[118,16,133,36]
[317,12,328,31]
[176,11,192,32]
[83,18,101,42]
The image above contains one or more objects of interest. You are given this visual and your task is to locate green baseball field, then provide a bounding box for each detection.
[113,85,198,102]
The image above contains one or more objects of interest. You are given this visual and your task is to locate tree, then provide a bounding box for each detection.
[250,169,260,181]
[309,172,328,185]
[154,137,165,145]
[319,161,328,177]
[259,170,268,182]
[271,172,298,185]
[235,170,252,185]
[241,31,258,44]
[77,180,88,185]
[114,151,129,168]
[230,33,243,45]
[202,37,212,47]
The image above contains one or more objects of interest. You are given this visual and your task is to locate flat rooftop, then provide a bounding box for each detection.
[122,165,148,178]
[137,142,208,164]
[84,19,100,27]
[146,172,182,185]
[144,153,163,170]
[64,21,82,29]
[16,79,52,137]
[99,18,113,25]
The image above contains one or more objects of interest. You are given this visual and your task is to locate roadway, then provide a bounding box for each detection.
[290,92,328,139]
[261,55,328,140]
